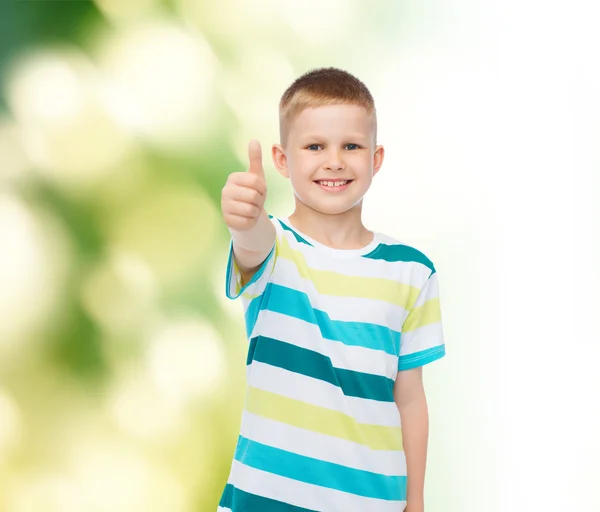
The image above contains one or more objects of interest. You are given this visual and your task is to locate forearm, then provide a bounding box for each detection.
[398,391,429,511]
[230,209,275,272]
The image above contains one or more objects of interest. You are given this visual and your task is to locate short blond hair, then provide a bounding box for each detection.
[279,67,376,145]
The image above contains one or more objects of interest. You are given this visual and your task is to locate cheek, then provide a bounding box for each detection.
[356,153,373,166]
[357,156,375,176]
[288,161,313,182]
[289,172,309,190]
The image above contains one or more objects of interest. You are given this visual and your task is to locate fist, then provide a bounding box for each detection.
[221,139,267,231]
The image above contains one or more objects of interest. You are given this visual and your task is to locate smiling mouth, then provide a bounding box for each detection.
[314,180,353,187]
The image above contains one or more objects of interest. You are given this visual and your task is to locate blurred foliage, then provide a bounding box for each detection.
[0,1,413,510]
[0,2,104,102]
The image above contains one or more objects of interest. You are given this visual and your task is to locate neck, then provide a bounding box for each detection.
[288,201,373,250]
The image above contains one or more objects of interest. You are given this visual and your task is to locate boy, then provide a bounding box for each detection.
[218,67,445,512]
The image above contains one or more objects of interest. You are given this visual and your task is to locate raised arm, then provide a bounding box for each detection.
[221,139,276,286]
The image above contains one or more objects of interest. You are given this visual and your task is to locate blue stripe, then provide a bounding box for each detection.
[226,242,275,300]
[247,336,395,402]
[277,219,313,246]
[219,483,317,511]
[244,281,276,338]
[363,243,435,274]
[234,436,406,501]
[398,345,446,371]
[246,283,400,355]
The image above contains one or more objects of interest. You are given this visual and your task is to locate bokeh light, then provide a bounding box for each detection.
[104,184,219,288]
[94,0,163,24]
[177,0,280,43]
[0,389,22,463]
[279,0,357,45]
[98,20,215,150]
[147,318,225,406]
[0,119,31,187]
[5,50,135,194]
[106,367,184,441]
[6,473,83,512]
[80,248,159,336]
[0,196,72,359]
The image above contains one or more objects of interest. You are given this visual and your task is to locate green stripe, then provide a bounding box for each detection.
[219,483,317,511]
[363,243,435,273]
[277,219,313,246]
[248,335,395,402]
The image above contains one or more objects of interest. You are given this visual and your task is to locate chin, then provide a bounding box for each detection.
[308,201,362,216]
[294,190,365,216]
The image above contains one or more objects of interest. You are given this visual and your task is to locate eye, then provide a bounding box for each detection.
[345,143,360,150]
[307,144,322,151]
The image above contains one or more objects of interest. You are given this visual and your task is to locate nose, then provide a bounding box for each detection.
[323,148,345,171]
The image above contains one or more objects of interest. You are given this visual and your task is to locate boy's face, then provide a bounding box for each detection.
[272,104,384,216]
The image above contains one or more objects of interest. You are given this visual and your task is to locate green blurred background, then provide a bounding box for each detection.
[2,1,598,512]
[0,1,432,510]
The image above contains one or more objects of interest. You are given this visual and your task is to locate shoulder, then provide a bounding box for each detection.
[268,215,314,246]
[267,215,286,232]
[267,215,285,236]
[365,232,436,277]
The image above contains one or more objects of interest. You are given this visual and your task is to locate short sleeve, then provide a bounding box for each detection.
[398,271,446,371]
[225,217,278,300]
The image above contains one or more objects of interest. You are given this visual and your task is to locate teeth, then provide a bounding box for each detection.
[318,180,348,187]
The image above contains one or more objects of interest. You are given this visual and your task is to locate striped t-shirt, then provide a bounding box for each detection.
[218,216,445,512]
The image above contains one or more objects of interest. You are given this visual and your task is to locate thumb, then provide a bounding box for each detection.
[247,139,265,177]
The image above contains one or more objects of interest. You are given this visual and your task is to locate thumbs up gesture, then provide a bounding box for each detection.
[221,140,268,232]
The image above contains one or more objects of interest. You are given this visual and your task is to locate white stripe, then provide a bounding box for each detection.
[413,272,440,307]
[272,257,408,330]
[240,410,406,475]
[252,310,398,378]
[280,226,432,284]
[400,322,445,356]
[216,508,231,512]
[229,460,406,512]
[227,243,276,300]
[248,361,401,427]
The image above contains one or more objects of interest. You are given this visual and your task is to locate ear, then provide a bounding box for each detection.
[373,145,385,176]
[272,144,289,178]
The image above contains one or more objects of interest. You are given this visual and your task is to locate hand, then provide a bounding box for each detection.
[221,139,267,232]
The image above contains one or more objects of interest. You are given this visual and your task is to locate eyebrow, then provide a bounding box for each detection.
[300,134,369,141]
